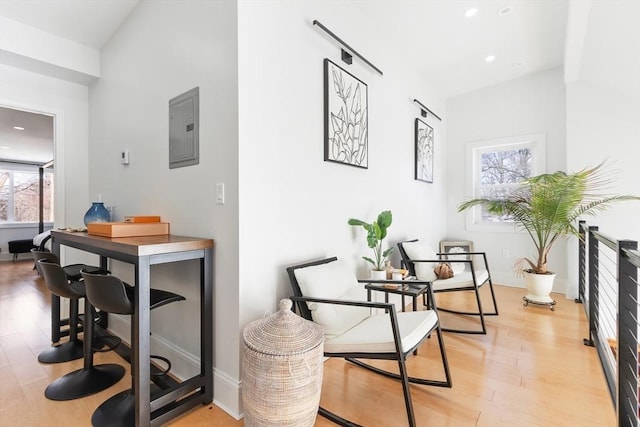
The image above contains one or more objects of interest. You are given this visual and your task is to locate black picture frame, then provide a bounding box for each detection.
[324,58,368,169]
[415,118,434,183]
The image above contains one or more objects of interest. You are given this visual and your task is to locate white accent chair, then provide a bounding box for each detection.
[398,240,499,335]
[287,257,452,427]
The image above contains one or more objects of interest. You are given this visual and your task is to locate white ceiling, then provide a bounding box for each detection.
[360,0,569,99]
[0,107,53,164]
[0,0,571,163]
[0,0,140,49]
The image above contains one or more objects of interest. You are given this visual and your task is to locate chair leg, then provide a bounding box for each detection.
[486,278,499,315]
[435,323,453,387]
[317,407,363,427]
[439,287,488,335]
[397,355,417,427]
[474,286,486,333]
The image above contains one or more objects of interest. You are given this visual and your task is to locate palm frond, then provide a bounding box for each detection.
[458,162,639,273]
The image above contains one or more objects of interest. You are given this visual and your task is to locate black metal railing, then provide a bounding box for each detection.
[578,220,640,427]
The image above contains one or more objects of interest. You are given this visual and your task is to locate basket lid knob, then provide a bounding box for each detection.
[243,299,323,355]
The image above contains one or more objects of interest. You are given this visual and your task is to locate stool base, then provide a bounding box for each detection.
[38,340,84,364]
[45,364,125,401]
[92,384,162,427]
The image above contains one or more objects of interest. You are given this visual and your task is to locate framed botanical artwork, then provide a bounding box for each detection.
[415,118,434,182]
[324,58,368,168]
[439,240,474,273]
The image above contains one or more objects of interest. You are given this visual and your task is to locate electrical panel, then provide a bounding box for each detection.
[169,87,199,169]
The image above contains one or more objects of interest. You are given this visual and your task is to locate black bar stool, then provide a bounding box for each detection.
[31,249,102,363]
[81,270,185,427]
[38,260,125,400]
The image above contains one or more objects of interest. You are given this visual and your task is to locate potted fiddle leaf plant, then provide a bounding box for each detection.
[348,210,393,279]
[458,163,639,305]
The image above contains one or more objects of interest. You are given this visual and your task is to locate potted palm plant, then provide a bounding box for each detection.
[458,163,639,305]
[348,210,393,279]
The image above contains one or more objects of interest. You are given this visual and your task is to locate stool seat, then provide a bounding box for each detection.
[32,249,101,280]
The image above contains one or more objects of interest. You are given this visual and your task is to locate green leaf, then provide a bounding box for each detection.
[348,218,367,226]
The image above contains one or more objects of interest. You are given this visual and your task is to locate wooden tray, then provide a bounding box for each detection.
[87,222,169,237]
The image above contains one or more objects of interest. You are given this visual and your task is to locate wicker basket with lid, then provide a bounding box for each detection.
[242,299,324,426]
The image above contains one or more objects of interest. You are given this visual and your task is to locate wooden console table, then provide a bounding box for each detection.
[50,230,214,426]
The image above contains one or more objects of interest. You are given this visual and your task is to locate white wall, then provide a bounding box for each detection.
[0,64,91,265]
[565,84,640,296]
[563,0,640,299]
[88,0,240,415]
[445,68,567,290]
[238,0,448,320]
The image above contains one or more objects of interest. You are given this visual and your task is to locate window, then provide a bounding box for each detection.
[0,167,54,223]
[465,133,546,230]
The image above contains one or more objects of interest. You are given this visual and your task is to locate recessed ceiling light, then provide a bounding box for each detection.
[498,6,513,16]
[0,146,9,149]
[485,55,496,63]
[13,126,25,131]
[465,8,478,17]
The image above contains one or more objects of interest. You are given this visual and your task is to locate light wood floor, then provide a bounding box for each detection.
[1,260,615,426]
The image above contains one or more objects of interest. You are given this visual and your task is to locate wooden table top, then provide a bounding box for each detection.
[51,230,214,257]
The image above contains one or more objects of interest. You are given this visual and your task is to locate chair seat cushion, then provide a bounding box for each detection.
[325,309,438,354]
[294,259,369,336]
[400,241,438,281]
[433,269,489,291]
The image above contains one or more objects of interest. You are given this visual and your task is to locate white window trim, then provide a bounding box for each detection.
[0,167,54,224]
[0,221,54,230]
[464,133,547,232]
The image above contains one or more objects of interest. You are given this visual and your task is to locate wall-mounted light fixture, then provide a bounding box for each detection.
[413,99,442,121]
[313,20,383,76]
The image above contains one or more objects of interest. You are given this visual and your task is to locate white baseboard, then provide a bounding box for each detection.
[491,271,525,288]
[107,315,243,420]
[491,271,572,299]
[212,367,243,420]
[1,253,31,262]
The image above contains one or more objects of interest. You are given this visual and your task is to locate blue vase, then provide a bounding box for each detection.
[84,202,111,226]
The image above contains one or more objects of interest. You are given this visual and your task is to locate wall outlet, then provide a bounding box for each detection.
[502,249,509,258]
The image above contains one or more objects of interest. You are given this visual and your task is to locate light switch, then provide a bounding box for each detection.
[216,183,225,204]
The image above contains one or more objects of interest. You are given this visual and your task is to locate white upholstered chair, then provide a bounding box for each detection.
[398,239,499,335]
[286,257,452,427]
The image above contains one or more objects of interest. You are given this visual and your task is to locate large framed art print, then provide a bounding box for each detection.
[415,118,434,183]
[324,58,368,169]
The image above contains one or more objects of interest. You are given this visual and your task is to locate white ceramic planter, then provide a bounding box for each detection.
[523,271,556,304]
[370,269,387,280]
